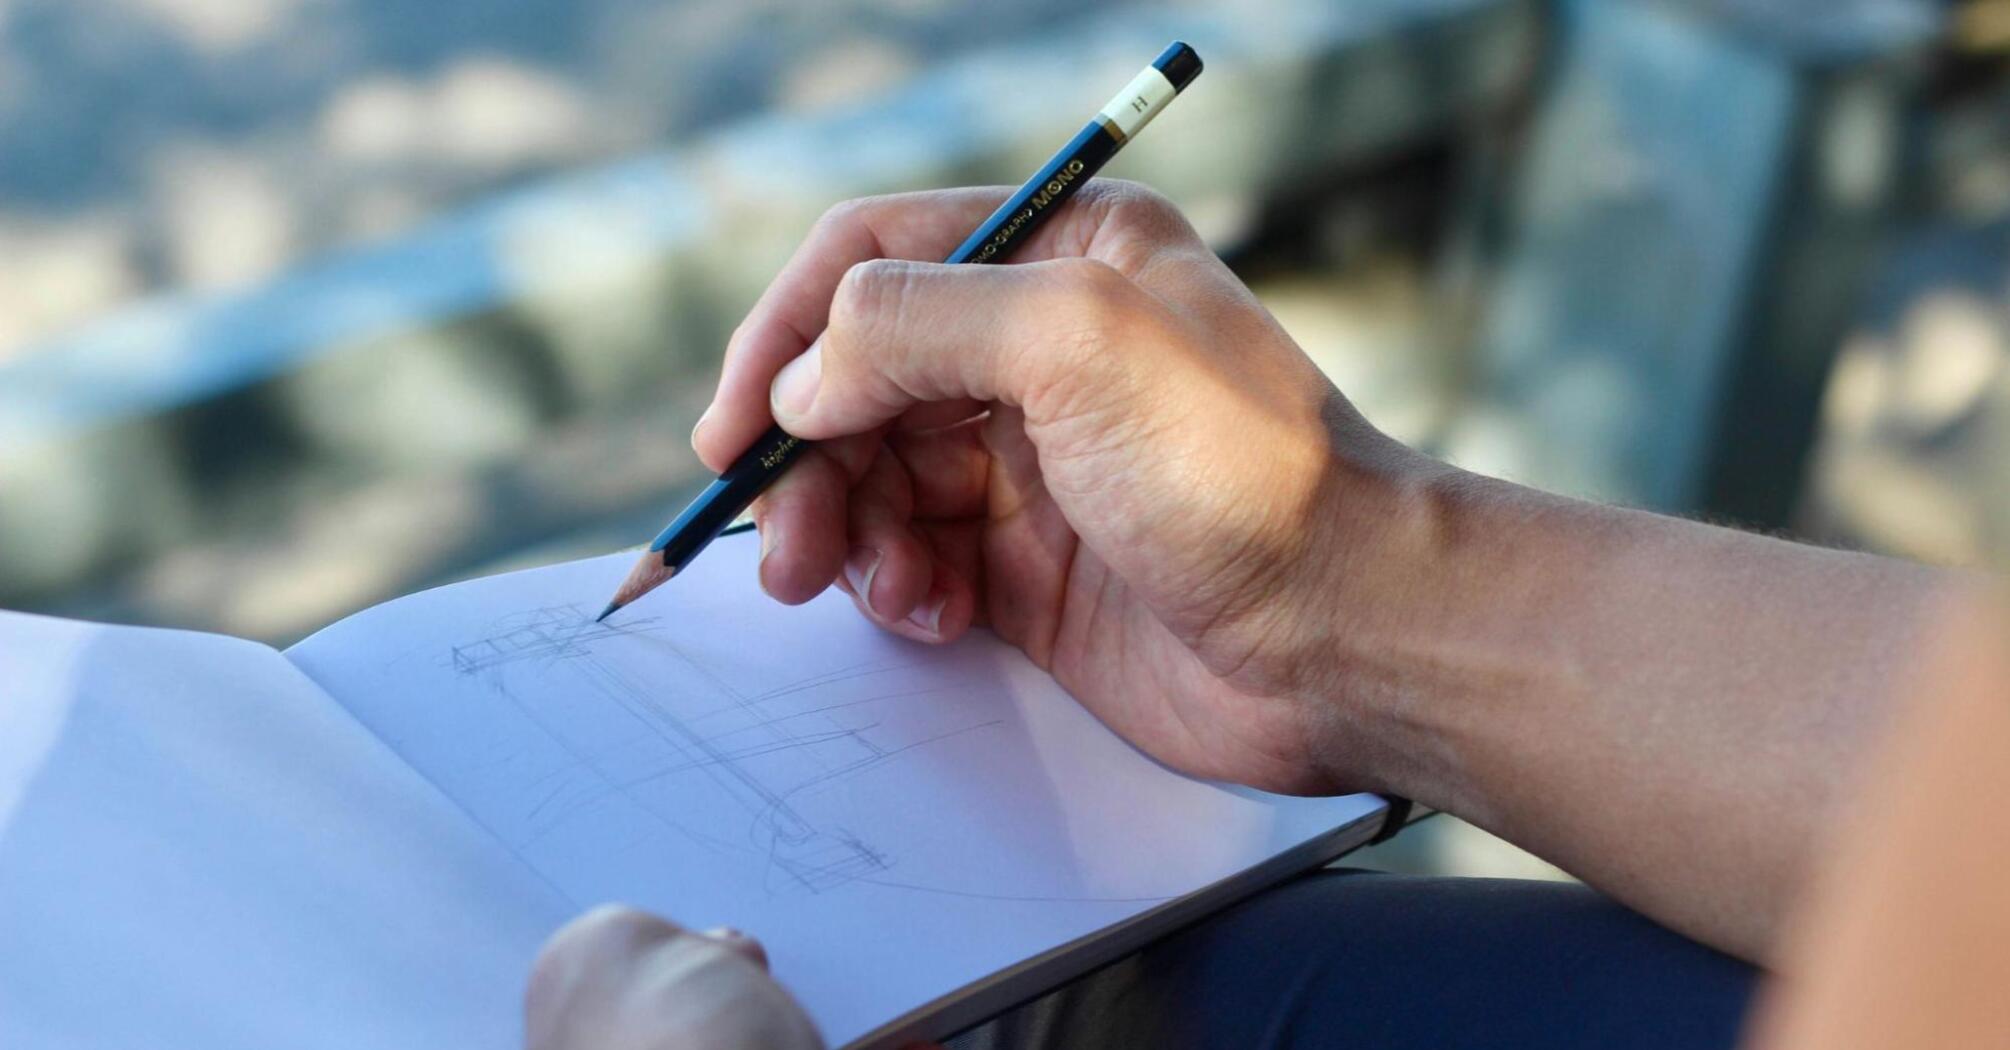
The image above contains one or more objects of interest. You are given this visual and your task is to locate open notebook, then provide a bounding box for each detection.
[0,530,1389,1048]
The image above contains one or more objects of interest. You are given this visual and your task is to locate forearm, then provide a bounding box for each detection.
[1313,448,1964,962]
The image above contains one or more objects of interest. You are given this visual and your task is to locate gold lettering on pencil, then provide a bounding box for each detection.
[760,435,801,469]
[970,158,1088,263]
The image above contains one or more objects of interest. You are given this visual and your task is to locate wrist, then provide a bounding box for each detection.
[1288,417,1498,805]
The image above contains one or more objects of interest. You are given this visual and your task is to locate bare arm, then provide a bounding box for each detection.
[1318,462,1966,961]
[1745,600,2010,1047]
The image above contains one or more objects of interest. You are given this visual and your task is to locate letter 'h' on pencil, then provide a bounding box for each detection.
[598,41,1203,621]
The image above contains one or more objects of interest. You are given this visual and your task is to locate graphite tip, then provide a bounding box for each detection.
[597,549,678,620]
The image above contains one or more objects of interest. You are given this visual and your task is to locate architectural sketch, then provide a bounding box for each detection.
[448,604,996,894]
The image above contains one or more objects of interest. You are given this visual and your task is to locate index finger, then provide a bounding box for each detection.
[694,189,1010,472]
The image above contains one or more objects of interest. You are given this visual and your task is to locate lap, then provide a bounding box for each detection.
[951,869,1758,1050]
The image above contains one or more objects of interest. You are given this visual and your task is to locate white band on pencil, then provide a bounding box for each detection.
[1097,66,1179,142]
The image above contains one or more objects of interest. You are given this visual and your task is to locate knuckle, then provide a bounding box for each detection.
[830,258,915,343]
[527,907,646,1018]
[579,901,656,932]
[680,936,744,974]
[549,904,670,959]
[832,259,963,412]
[813,193,911,245]
[1017,262,1170,422]
[813,196,874,234]
[632,937,749,1001]
[1077,180,1200,267]
[1084,179,1178,228]
[1092,178,1176,218]
[527,905,687,1008]
[721,319,753,367]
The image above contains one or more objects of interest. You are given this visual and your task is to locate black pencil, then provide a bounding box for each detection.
[598,41,1203,621]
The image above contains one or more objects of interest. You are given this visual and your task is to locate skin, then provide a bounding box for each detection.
[526,907,820,1050]
[1745,602,2010,1050]
[524,182,1999,1050]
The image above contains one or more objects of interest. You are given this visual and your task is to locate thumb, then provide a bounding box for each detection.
[769,256,1157,440]
[699,926,770,970]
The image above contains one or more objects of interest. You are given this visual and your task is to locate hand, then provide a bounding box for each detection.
[526,906,822,1050]
[696,181,1432,795]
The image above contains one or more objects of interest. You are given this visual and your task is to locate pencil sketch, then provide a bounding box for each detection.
[447,604,999,895]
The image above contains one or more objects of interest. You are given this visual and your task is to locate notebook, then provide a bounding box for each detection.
[0,530,1390,1048]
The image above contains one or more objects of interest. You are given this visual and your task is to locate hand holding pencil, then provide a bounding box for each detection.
[691,178,1420,798]
[599,42,1201,621]
[622,38,1415,802]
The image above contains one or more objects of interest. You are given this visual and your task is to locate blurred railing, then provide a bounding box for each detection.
[0,0,1540,642]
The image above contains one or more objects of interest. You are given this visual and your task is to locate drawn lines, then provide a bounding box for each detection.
[448,604,660,674]
[449,604,998,895]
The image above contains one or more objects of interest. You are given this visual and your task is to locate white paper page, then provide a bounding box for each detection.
[0,612,572,1050]
[288,533,1385,1047]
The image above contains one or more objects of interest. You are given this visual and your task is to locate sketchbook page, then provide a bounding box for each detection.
[288,532,1385,1048]
[0,611,572,1050]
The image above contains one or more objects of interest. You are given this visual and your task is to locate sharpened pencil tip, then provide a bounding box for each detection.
[600,549,679,621]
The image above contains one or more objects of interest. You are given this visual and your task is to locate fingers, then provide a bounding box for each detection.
[830,426,990,639]
[699,926,769,970]
[528,904,687,1021]
[771,257,1157,440]
[854,516,980,646]
[888,419,989,520]
[738,418,989,625]
[828,443,976,645]
[526,901,808,1037]
[753,428,881,605]
[695,190,1014,472]
[838,452,933,624]
[700,179,1208,470]
[893,398,987,432]
[527,906,821,1050]
[752,447,849,605]
[753,419,988,620]
[866,549,976,646]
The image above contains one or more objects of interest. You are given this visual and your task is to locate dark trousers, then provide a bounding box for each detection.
[953,869,1759,1049]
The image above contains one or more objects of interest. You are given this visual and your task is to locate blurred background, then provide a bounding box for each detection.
[4,0,2008,879]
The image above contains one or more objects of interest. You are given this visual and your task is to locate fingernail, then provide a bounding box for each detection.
[690,409,711,449]
[701,926,769,968]
[906,593,946,636]
[757,522,780,596]
[771,337,824,420]
[844,546,884,611]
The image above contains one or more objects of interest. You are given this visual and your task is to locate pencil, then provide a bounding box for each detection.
[599,41,1203,621]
